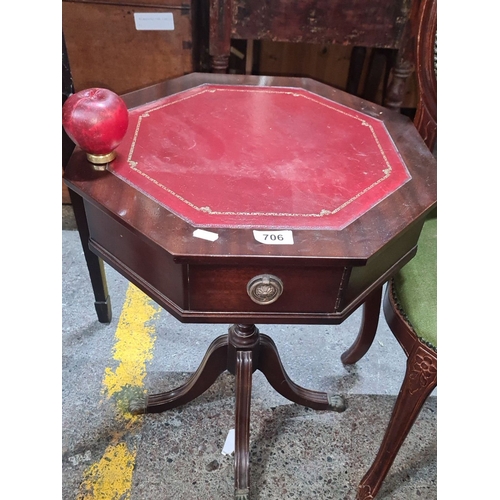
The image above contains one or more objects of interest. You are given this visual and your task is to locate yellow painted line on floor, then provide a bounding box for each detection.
[77,283,162,500]
[102,284,160,409]
[77,443,136,500]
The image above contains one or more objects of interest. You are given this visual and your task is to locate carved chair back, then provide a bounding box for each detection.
[413,0,437,152]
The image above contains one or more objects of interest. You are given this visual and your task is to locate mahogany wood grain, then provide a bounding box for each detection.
[188,264,343,314]
[84,200,188,311]
[141,335,228,414]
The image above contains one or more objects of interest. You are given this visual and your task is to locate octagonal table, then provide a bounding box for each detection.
[64,73,436,499]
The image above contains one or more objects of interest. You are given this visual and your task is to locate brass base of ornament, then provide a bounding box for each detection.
[86,151,116,171]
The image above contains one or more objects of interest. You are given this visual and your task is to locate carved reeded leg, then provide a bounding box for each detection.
[357,343,437,500]
[130,335,228,414]
[234,350,253,500]
[226,324,259,500]
[341,286,383,365]
[69,189,112,323]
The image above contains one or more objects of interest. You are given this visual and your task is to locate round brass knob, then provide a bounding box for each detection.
[246,274,283,305]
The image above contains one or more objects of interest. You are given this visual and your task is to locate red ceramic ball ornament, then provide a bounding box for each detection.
[62,88,129,169]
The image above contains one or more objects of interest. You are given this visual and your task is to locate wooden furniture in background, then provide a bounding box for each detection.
[257,42,418,110]
[209,0,417,112]
[62,0,197,95]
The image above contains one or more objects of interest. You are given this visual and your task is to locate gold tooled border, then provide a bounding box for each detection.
[123,85,408,219]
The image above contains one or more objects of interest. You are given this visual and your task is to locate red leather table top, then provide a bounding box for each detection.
[109,84,410,230]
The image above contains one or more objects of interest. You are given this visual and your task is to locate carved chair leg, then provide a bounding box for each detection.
[130,335,228,414]
[234,350,253,500]
[69,189,112,323]
[341,286,383,365]
[383,58,413,113]
[357,343,437,500]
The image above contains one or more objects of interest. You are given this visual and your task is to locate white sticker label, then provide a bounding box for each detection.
[222,429,235,455]
[253,230,294,245]
[193,229,219,242]
[134,13,175,31]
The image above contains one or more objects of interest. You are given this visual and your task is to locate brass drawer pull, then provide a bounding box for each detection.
[247,274,283,305]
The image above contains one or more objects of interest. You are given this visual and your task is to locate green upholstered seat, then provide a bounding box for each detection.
[392,210,437,349]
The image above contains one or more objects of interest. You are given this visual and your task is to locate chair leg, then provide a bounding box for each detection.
[68,189,112,323]
[383,57,413,113]
[341,286,383,364]
[357,343,437,500]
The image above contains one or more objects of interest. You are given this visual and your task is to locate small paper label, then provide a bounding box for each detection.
[253,230,294,245]
[193,229,219,242]
[222,429,235,455]
[134,13,175,31]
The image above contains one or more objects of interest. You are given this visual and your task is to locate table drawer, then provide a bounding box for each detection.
[188,264,346,314]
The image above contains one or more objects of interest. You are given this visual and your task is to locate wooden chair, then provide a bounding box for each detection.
[63,31,112,323]
[208,0,419,112]
[342,0,437,497]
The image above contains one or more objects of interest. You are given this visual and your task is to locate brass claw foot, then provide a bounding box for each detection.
[235,488,249,500]
[327,394,347,412]
[129,395,148,415]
